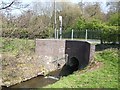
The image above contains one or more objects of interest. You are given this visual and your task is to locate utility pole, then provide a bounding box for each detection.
[54,0,57,39]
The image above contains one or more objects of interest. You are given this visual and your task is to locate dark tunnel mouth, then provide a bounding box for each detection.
[69,57,79,71]
[59,57,79,77]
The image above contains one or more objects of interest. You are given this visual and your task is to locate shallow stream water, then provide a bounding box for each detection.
[2,63,79,89]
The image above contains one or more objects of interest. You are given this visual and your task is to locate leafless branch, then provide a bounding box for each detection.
[0,0,15,10]
[90,4,98,17]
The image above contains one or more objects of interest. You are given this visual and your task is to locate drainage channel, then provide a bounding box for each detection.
[2,62,80,89]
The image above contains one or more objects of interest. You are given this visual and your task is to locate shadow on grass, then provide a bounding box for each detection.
[95,43,119,51]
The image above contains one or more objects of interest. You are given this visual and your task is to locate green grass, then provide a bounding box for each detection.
[44,49,119,88]
[0,37,35,55]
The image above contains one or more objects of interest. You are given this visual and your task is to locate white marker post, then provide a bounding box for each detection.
[71,29,74,40]
[59,16,62,39]
[85,29,88,41]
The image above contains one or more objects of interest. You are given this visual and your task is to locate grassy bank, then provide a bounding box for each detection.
[0,37,35,55]
[44,49,119,88]
[1,38,45,86]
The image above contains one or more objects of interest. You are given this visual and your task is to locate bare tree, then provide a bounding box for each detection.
[83,2,105,21]
[0,0,30,12]
[0,0,15,10]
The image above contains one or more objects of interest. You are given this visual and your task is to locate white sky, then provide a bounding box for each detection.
[19,0,119,3]
[1,0,119,16]
[2,0,119,3]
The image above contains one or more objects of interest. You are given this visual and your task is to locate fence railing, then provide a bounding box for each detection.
[62,29,102,40]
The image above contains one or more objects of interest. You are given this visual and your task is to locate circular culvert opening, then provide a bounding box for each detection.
[69,57,79,71]
[59,57,79,77]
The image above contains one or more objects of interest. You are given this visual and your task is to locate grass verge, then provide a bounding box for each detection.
[0,37,35,55]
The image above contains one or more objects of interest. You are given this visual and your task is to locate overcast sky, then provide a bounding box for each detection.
[18,0,119,3]
[3,0,119,3]
[2,0,119,16]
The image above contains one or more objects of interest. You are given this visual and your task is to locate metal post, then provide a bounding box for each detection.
[71,29,74,40]
[60,27,62,39]
[57,29,58,39]
[85,29,87,41]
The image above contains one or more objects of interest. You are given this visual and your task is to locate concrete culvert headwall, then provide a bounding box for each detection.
[35,39,95,73]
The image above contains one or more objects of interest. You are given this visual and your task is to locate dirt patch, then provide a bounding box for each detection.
[2,53,46,87]
[87,60,103,72]
[78,60,103,74]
